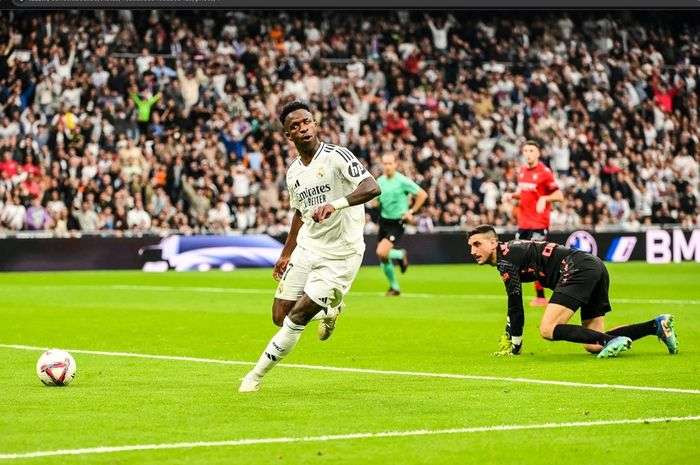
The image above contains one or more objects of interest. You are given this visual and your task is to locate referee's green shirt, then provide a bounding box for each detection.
[377,172,421,220]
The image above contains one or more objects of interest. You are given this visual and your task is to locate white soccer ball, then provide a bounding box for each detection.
[36,349,76,386]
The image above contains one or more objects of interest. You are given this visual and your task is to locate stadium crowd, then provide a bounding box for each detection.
[0,10,698,235]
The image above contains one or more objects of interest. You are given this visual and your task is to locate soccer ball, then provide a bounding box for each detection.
[36,350,76,386]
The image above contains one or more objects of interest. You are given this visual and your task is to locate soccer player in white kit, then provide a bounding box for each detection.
[239,101,381,392]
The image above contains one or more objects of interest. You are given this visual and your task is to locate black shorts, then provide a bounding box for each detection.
[516,229,548,241]
[378,217,404,243]
[549,252,612,321]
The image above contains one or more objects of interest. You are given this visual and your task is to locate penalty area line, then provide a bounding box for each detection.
[0,416,699,460]
[1,343,699,395]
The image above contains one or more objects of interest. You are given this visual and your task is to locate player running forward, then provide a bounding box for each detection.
[466,225,679,358]
[239,101,381,393]
[502,140,563,307]
[375,153,428,296]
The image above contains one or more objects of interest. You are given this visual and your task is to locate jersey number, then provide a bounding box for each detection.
[542,243,556,257]
[348,161,366,178]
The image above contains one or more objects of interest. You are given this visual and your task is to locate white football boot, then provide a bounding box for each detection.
[318,289,344,341]
[238,372,262,393]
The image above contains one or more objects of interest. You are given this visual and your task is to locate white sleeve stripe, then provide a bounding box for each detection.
[312,142,325,161]
[338,147,354,163]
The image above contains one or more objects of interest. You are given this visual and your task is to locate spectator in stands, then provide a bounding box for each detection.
[1,194,26,230]
[0,10,696,236]
[126,198,151,230]
[73,200,99,232]
[25,196,51,230]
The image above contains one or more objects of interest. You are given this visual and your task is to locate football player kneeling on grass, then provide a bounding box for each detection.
[466,225,679,358]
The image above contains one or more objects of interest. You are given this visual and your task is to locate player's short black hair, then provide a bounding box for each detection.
[279,101,311,126]
[467,224,498,240]
[523,139,542,151]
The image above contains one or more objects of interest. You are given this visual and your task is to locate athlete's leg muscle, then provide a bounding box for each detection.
[288,293,326,326]
[582,316,605,353]
[376,238,393,262]
[540,303,576,340]
[271,298,296,327]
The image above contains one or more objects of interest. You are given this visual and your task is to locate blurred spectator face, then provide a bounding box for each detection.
[522,143,541,168]
[382,153,398,177]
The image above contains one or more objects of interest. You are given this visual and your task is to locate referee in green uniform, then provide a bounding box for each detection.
[375,153,428,296]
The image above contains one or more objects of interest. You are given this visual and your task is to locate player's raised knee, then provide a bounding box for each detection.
[539,322,555,340]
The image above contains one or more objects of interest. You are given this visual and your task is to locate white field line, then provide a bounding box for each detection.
[1,284,699,305]
[2,344,699,395]
[1,416,699,460]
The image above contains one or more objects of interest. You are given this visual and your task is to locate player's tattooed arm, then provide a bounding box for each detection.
[273,210,302,280]
[312,178,381,222]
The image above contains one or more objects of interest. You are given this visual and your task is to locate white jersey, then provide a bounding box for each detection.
[286,141,374,259]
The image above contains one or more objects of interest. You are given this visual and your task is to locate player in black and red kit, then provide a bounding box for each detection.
[467,225,679,358]
[503,141,563,307]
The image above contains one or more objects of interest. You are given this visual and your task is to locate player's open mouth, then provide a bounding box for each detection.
[302,134,313,141]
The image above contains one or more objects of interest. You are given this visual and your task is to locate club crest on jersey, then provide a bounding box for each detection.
[317,167,325,178]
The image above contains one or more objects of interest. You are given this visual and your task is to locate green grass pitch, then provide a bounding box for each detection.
[0,262,698,464]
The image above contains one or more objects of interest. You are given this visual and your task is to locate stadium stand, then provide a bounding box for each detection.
[0,11,697,235]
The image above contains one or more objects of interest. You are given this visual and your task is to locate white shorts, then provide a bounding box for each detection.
[274,246,363,308]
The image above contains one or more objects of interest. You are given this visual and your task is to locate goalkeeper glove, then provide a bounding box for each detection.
[493,333,522,356]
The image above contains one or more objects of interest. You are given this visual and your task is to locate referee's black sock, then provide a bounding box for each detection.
[552,324,615,346]
[606,320,657,341]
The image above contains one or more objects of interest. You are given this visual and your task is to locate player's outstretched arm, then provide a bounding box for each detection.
[495,255,525,355]
[273,210,302,281]
[312,178,381,222]
[495,296,525,356]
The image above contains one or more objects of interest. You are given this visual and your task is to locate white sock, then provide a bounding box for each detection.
[251,316,305,378]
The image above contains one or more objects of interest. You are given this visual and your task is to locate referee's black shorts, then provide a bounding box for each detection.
[378,217,405,244]
[549,252,612,321]
[515,229,548,241]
